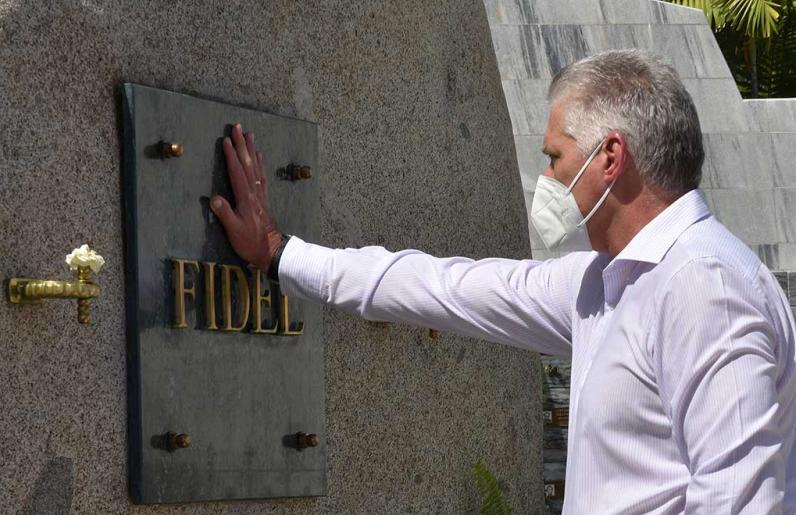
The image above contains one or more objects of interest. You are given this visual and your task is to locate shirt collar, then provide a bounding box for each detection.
[609,189,711,266]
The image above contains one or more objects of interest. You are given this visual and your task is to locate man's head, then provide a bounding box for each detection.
[538,49,704,254]
[548,49,703,193]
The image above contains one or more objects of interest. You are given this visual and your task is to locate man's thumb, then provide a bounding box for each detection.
[211,195,235,226]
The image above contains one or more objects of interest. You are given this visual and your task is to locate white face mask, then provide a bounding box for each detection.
[530,139,615,252]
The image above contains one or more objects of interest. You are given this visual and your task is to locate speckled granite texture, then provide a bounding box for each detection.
[486,0,796,267]
[0,1,541,513]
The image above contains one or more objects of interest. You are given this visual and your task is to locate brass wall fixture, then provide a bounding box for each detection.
[8,245,104,324]
[428,329,440,339]
[160,141,183,158]
[295,432,320,450]
[278,164,312,181]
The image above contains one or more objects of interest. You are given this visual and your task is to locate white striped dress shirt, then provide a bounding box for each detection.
[279,189,796,514]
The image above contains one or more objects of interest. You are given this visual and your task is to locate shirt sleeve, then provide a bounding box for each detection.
[654,258,785,513]
[278,235,579,356]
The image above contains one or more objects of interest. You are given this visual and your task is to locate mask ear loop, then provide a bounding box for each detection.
[578,175,617,227]
[565,138,606,195]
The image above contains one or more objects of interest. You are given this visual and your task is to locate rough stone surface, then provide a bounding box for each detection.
[0,1,541,513]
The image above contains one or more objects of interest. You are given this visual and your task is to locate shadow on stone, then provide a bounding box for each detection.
[21,457,74,515]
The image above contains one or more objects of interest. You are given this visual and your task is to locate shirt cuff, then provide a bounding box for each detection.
[278,235,332,303]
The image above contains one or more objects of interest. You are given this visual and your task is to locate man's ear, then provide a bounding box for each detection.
[602,131,626,185]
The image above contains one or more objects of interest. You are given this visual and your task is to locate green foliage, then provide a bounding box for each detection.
[669,0,781,36]
[668,0,728,28]
[713,0,781,38]
[666,0,796,98]
[756,1,796,96]
[714,1,796,96]
[471,461,512,515]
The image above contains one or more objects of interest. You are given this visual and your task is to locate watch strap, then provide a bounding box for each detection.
[267,233,291,283]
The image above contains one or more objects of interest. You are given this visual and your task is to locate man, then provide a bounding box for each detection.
[210,50,796,513]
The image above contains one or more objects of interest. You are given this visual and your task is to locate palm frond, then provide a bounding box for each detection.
[712,0,796,97]
[713,0,782,38]
[756,1,796,95]
[472,461,512,515]
[668,0,729,28]
[666,0,795,97]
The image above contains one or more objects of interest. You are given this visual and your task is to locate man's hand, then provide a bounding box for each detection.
[211,123,282,271]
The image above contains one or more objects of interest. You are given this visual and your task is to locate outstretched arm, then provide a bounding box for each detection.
[280,236,578,354]
[212,124,577,356]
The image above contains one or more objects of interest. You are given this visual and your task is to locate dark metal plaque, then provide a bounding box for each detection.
[121,83,324,503]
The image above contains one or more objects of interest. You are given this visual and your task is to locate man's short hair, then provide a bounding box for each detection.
[548,49,704,194]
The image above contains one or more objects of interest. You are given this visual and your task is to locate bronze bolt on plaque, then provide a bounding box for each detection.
[166,432,192,451]
[160,141,183,158]
[296,432,320,450]
[279,164,312,181]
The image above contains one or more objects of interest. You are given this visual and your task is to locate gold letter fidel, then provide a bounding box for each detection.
[203,261,218,330]
[279,293,304,336]
[173,259,199,329]
[251,268,278,334]
[221,264,250,332]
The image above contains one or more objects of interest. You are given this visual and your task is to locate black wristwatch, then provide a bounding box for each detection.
[267,233,292,283]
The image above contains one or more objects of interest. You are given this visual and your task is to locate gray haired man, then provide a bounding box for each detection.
[211,50,796,513]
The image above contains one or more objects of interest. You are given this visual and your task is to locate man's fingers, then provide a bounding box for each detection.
[222,136,251,207]
[244,131,260,190]
[232,124,255,186]
[245,132,257,166]
[210,195,242,233]
[256,151,267,199]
